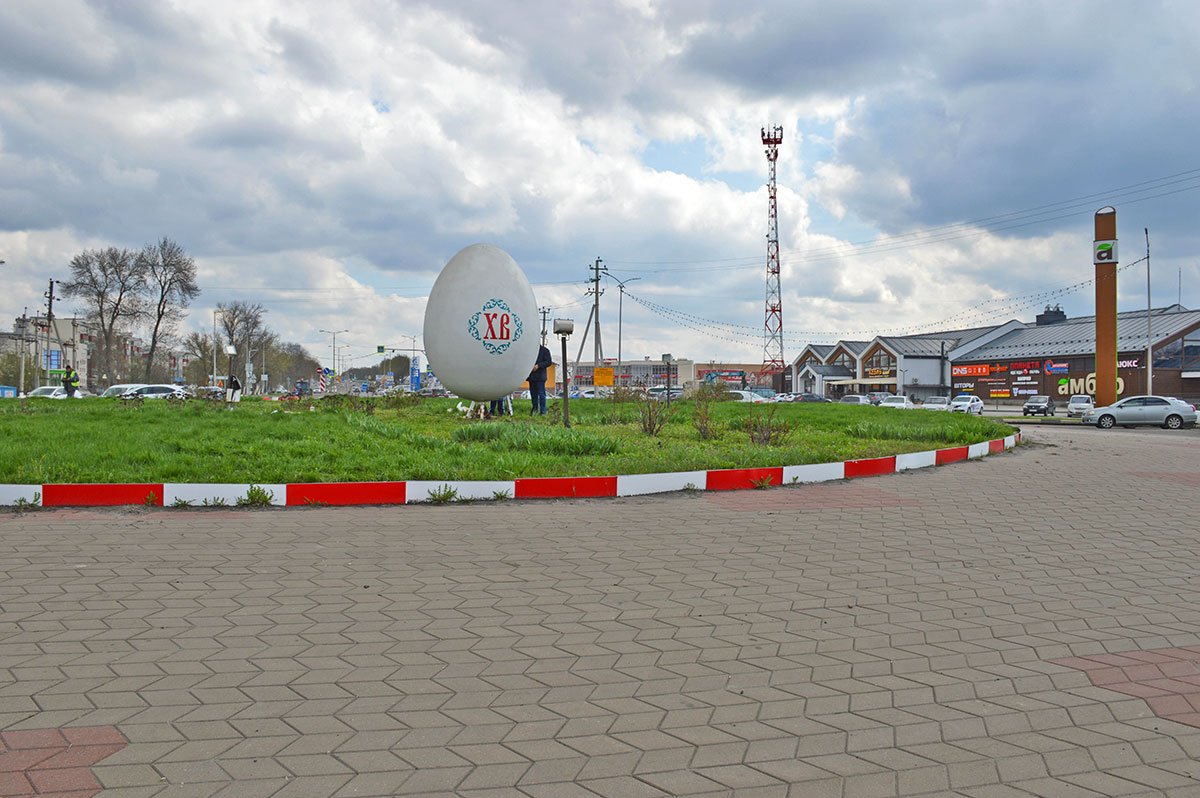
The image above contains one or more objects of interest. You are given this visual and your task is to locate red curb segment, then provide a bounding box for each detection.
[935,447,969,466]
[706,467,783,492]
[42,484,163,507]
[844,456,896,479]
[514,476,618,499]
[6,438,1015,506]
[286,481,407,506]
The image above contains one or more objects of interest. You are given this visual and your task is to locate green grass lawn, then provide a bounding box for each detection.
[0,396,1015,483]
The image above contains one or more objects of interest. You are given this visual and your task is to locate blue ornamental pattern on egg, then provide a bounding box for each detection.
[467,298,524,355]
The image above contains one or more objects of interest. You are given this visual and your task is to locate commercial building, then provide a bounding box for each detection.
[791,305,1200,404]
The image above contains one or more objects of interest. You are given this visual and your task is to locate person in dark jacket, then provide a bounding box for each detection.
[527,344,553,415]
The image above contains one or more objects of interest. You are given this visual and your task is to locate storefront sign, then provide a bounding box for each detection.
[952,364,989,377]
[1044,360,1069,374]
[1009,360,1042,370]
[989,389,1011,398]
[1057,372,1126,396]
[1117,358,1140,369]
[865,367,895,378]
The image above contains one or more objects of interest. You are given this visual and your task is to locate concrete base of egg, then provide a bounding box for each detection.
[423,244,540,402]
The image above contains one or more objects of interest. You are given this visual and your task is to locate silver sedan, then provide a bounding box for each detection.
[1082,395,1197,430]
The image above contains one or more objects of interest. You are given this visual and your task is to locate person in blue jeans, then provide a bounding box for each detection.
[527,344,553,415]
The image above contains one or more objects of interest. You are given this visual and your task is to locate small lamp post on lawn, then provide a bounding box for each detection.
[224,344,237,405]
[554,319,574,428]
[662,353,673,409]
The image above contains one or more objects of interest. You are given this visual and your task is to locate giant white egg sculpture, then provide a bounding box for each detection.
[423,244,539,401]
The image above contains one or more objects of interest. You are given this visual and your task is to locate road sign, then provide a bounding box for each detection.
[377,345,385,354]
[593,367,614,386]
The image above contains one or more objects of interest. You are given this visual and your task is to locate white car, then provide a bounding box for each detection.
[121,384,190,400]
[920,396,951,410]
[25,386,84,399]
[950,394,985,415]
[1065,394,1095,418]
[839,395,872,405]
[728,390,768,403]
[878,395,915,409]
[101,383,148,398]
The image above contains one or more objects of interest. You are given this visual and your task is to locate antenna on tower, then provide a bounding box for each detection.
[759,125,785,386]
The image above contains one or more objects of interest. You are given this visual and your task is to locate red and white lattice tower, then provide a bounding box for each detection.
[760,125,785,381]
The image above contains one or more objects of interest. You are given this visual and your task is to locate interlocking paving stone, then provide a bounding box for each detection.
[1,425,1199,795]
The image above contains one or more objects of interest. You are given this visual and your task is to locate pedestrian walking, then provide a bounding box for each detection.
[226,374,242,404]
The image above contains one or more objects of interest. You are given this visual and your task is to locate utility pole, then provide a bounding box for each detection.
[589,257,607,367]
[18,309,28,394]
[612,276,641,386]
[540,307,550,346]
[1145,228,1152,394]
[44,279,56,386]
[212,309,219,386]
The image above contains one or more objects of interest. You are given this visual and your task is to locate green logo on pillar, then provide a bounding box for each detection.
[1093,239,1117,264]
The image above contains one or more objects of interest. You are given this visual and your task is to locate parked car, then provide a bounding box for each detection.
[878,395,915,409]
[1065,394,1095,418]
[796,393,832,403]
[646,386,684,401]
[747,387,777,400]
[728,390,768,403]
[920,396,951,411]
[950,395,985,415]
[101,383,148,398]
[1082,395,1197,430]
[866,391,894,405]
[121,384,190,400]
[1022,395,1056,416]
[25,386,84,399]
[839,394,872,405]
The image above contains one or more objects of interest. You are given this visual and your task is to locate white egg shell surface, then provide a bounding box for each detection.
[423,244,539,401]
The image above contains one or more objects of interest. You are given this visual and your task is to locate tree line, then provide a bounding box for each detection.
[43,237,320,390]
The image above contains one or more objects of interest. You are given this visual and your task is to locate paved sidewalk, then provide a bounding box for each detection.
[1,425,1199,797]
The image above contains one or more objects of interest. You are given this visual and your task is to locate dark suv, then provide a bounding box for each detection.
[1022,395,1056,416]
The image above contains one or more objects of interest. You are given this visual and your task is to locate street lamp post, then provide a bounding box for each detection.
[319,328,349,382]
[554,319,574,428]
[611,276,641,387]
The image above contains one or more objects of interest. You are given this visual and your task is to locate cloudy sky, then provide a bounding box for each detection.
[3,0,1199,370]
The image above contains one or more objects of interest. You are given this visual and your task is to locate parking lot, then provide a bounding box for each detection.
[1,424,1199,796]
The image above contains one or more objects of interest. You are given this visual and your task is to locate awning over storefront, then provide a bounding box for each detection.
[824,377,899,386]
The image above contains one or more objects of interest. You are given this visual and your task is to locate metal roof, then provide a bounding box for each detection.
[800,363,854,377]
[961,308,1200,360]
[876,322,1011,357]
[832,340,872,356]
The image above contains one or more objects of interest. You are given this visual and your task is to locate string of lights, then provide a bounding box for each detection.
[625,256,1147,345]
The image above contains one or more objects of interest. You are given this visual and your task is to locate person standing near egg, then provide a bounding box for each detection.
[527,343,553,415]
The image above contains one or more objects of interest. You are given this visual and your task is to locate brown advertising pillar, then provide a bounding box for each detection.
[1094,207,1118,407]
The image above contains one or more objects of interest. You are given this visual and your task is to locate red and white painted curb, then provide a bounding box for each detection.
[1,434,1019,508]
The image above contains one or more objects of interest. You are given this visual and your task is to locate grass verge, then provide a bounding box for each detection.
[0,396,1014,483]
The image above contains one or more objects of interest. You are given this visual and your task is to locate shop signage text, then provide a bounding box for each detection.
[952,364,989,377]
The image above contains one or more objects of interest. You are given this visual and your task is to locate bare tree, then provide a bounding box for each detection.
[181,331,215,385]
[60,248,146,383]
[216,301,266,375]
[139,238,200,381]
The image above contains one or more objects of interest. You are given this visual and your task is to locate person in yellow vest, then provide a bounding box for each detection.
[63,367,81,398]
